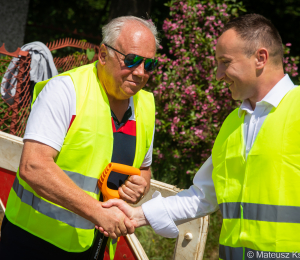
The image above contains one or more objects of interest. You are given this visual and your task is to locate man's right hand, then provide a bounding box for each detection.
[94,203,135,239]
[96,199,149,237]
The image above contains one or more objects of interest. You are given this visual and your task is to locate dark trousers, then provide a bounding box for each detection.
[0,215,91,260]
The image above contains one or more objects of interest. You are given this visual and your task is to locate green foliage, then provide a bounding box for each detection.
[147,0,300,190]
[241,0,300,57]
[0,56,11,81]
[85,0,109,10]
[25,0,110,56]
[3,1,300,258]
[146,2,300,258]
[135,212,223,260]
[135,226,176,260]
[87,48,96,61]
[283,44,300,85]
[0,56,12,130]
[0,56,32,136]
[0,96,11,133]
[203,210,223,260]
[147,0,244,188]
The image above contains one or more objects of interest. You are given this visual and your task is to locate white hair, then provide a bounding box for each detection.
[101,16,160,55]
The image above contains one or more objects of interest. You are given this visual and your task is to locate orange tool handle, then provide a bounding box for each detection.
[98,163,141,202]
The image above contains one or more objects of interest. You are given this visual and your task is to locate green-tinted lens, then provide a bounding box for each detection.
[144,59,158,72]
[125,54,143,68]
[124,54,158,72]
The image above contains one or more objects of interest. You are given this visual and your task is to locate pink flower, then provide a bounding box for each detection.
[173,117,180,123]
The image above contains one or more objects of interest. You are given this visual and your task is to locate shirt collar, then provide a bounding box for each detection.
[238,74,295,118]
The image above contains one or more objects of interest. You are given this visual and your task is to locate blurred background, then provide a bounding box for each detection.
[0,1,299,259]
[1,0,300,56]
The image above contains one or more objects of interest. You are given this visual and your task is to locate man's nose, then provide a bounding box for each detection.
[216,66,225,81]
[132,61,145,77]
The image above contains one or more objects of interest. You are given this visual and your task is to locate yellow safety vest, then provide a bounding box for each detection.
[5,62,155,253]
[212,86,300,259]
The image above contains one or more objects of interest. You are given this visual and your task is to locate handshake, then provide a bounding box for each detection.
[96,199,148,239]
[94,173,150,239]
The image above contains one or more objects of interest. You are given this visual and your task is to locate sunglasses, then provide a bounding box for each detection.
[104,43,158,72]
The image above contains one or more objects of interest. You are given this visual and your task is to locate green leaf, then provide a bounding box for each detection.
[231,7,238,14]
[86,48,95,61]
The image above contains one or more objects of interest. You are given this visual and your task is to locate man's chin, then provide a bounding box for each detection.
[228,85,239,101]
[231,94,238,100]
[229,90,240,101]
[123,85,144,97]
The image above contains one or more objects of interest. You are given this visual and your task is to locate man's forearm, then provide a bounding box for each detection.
[19,140,135,238]
[20,155,102,224]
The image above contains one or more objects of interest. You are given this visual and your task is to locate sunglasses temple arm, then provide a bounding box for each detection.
[104,44,126,58]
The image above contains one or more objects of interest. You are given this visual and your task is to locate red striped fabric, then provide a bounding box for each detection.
[111,117,136,136]
[67,115,76,132]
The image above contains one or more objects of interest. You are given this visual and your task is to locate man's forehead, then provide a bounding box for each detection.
[215,29,244,58]
[118,23,152,42]
[116,24,156,55]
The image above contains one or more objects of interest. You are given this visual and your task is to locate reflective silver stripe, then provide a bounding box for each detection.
[63,170,99,194]
[220,202,300,223]
[13,178,94,230]
[220,245,296,260]
[219,202,241,219]
[219,244,243,260]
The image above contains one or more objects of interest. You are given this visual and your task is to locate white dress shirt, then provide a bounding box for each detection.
[142,74,296,238]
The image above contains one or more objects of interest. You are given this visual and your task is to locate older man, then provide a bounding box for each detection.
[0,16,158,260]
[102,14,300,259]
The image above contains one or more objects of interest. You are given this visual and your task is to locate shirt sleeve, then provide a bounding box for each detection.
[23,76,76,151]
[140,125,155,168]
[142,156,218,238]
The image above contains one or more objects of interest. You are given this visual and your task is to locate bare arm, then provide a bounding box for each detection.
[19,140,134,238]
[118,166,151,203]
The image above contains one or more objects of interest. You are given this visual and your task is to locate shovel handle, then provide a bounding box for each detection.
[98,163,141,202]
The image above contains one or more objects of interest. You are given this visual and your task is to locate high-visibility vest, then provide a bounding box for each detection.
[212,86,300,259]
[108,237,119,260]
[5,62,155,253]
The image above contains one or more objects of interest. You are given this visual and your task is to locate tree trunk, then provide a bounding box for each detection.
[0,0,30,52]
[108,0,153,21]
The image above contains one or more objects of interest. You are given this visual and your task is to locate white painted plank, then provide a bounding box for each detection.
[0,131,23,172]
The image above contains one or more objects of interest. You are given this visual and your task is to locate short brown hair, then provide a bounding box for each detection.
[223,14,283,66]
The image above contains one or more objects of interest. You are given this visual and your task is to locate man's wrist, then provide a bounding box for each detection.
[85,199,104,225]
[133,206,149,227]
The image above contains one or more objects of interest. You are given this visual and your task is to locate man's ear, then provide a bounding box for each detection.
[255,48,268,70]
[98,44,108,65]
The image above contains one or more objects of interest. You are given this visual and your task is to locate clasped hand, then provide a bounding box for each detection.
[96,175,147,238]
[96,199,137,238]
[96,203,136,239]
